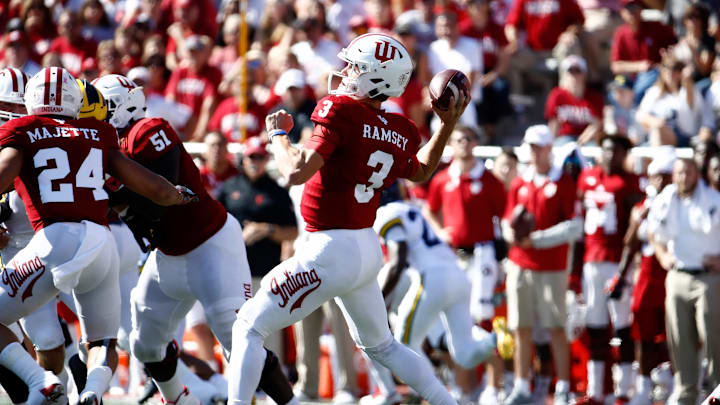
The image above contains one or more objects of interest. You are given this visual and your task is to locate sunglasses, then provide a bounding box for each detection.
[247,154,267,161]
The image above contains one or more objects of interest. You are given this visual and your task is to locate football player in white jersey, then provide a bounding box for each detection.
[367,198,507,404]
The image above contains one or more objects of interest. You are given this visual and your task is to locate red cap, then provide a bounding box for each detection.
[82,57,98,72]
[5,31,27,46]
[244,137,269,156]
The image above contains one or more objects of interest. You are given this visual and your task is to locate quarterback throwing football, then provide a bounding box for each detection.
[228,33,471,405]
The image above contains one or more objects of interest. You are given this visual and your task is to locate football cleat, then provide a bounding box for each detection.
[79,391,99,405]
[162,387,202,405]
[27,371,66,405]
[493,316,514,360]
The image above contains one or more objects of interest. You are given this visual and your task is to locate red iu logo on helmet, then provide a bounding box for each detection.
[117,77,136,90]
[374,41,401,63]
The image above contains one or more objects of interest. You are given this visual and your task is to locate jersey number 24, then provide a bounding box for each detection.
[34,147,108,203]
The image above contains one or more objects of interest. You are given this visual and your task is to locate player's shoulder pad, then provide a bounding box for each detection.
[0,115,41,132]
[311,95,358,128]
[129,117,175,139]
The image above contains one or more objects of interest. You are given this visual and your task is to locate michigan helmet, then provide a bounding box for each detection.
[92,74,146,130]
[76,79,108,120]
[0,68,29,124]
[328,33,414,100]
[24,67,81,118]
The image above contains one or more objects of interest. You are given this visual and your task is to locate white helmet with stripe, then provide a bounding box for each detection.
[328,33,414,100]
[0,68,29,123]
[24,67,82,118]
[92,74,146,130]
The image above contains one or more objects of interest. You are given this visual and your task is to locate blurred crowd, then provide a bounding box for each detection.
[2,0,720,404]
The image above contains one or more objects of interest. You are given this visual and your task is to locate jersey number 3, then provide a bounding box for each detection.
[355,150,394,203]
[34,147,108,203]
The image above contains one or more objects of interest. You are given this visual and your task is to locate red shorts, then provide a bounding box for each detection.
[631,274,666,342]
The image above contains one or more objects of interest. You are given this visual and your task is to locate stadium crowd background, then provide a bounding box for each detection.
[1,0,720,403]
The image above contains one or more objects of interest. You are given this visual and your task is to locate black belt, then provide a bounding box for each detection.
[674,267,708,275]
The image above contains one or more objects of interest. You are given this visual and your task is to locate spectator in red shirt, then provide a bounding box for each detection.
[210,13,241,76]
[424,126,506,402]
[610,0,676,104]
[114,26,143,72]
[20,0,55,62]
[165,35,222,141]
[504,0,585,95]
[209,68,269,142]
[165,0,218,70]
[545,55,604,144]
[0,31,41,76]
[49,10,98,77]
[460,0,513,142]
[199,132,240,198]
[501,125,581,404]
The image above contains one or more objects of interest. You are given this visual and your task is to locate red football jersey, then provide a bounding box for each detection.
[301,95,421,231]
[426,162,506,248]
[545,87,603,138]
[459,20,508,72]
[504,168,577,271]
[506,0,584,51]
[578,166,641,263]
[0,116,119,231]
[119,118,227,255]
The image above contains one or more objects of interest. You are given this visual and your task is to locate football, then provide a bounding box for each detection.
[428,69,470,111]
[510,205,535,240]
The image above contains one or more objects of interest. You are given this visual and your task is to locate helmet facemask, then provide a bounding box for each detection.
[0,101,26,124]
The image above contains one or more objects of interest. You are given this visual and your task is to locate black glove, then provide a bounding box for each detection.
[120,207,163,253]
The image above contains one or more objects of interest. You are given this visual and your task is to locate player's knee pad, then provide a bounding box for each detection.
[129,329,166,364]
[586,327,611,360]
[615,327,634,364]
[362,336,395,366]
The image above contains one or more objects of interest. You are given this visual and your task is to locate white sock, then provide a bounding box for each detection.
[587,360,605,400]
[227,324,267,405]
[636,375,652,396]
[614,362,633,397]
[155,369,186,403]
[555,379,569,393]
[82,365,113,397]
[514,377,530,394]
[208,374,228,399]
[0,342,46,388]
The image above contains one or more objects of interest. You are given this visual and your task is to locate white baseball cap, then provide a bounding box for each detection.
[127,67,149,85]
[523,125,554,146]
[275,69,306,96]
[647,146,676,176]
[560,55,587,74]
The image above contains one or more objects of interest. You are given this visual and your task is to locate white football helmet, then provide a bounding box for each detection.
[92,74,146,130]
[328,33,414,100]
[0,68,29,123]
[24,67,81,118]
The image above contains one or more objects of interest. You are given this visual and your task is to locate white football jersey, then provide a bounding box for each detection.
[374,201,456,269]
[2,191,34,258]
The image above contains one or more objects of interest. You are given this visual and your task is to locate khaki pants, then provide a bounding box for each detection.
[665,271,720,405]
[505,261,567,330]
[294,300,358,397]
